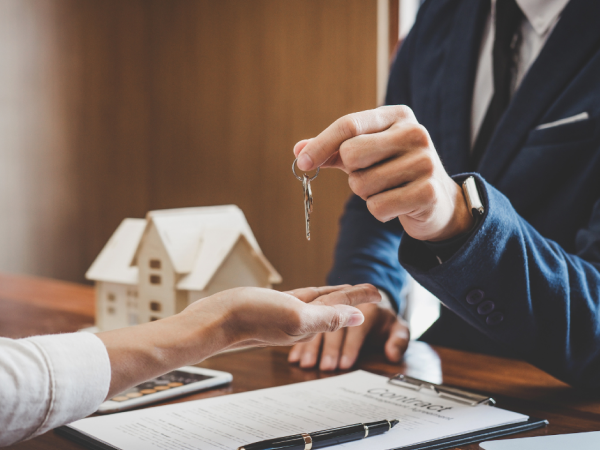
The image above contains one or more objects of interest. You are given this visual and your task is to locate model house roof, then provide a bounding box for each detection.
[87,205,281,287]
[140,205,260,275]
[177,228,279,290]
[85,218,146,284]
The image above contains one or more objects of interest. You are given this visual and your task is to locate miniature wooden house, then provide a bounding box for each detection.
[86,205,281,331]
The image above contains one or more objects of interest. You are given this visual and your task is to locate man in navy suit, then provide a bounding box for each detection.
[288,0,600,389]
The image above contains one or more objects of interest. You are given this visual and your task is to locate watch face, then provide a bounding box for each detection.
[462,176,484,216]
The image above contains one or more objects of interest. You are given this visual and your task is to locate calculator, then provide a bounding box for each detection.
[97,366,232,414]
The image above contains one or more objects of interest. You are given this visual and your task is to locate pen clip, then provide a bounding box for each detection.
[387,374,496,406]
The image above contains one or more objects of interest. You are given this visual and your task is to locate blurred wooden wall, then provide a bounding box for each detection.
[0,0,379,290]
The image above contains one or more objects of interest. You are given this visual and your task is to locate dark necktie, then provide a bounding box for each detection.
[471,0,524,170]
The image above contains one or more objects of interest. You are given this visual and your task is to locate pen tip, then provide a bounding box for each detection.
[390,419,400,428]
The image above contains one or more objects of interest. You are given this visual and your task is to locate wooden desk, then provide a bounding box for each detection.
[2,272,599,449]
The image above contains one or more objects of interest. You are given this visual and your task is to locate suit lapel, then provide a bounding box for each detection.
[478,0,600,183]
[439,0,490,176]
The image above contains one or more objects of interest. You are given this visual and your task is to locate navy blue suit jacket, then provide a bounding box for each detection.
[327,0,600,389]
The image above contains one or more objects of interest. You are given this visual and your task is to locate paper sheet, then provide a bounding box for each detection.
[68,370,528,450]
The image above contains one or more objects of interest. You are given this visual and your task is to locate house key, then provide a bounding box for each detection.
[292,158,319,240]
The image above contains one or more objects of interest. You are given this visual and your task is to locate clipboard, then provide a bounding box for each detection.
[385,373,548,450]
[56,371,548,450]
[56,418,548,450]
[388,374,497,406]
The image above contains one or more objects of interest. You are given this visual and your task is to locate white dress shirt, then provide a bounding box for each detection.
[0,333,110,446]
[471,0,571,146]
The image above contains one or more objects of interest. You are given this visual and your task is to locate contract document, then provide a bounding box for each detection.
[63,371,530,450]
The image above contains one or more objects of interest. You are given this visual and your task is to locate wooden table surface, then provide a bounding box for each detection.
[2,272,599,449]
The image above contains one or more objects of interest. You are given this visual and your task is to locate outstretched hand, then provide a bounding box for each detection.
[288,303,410,371]
[99,284,380,398]
[191,284,382,350]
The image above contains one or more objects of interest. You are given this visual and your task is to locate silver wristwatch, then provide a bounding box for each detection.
[462,176,484,217]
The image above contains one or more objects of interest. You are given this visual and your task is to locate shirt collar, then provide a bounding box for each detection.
[515,0,571,36]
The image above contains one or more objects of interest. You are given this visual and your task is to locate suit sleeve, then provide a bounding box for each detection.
[399,174,600,389]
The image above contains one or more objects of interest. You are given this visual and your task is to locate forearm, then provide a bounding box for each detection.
[400,175,600,388]
[97,309,230,399]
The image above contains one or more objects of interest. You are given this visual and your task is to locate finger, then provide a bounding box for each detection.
[293,139,311,157]
[319,329,346,371]
[288,342,305,363]
[385,319,410,363]
[296,105,417,171]
[319,151,344,170]
[285,285,351,303]
[299,333,323,368]
[348,149,432,200]
[299,304,364,336]
[340,122,430,172]
[339,324,370,370]
[366,177,440,223]
[312,284,381,308]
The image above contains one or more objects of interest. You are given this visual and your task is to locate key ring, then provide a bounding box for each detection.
[292,158,320,182]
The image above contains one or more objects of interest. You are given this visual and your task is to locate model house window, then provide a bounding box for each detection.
[150,301,162,312]
[107,293,116,301]
[149,259,161,269]
[150,275,161,285]
[107,306,116,315]
[150,316,159,322]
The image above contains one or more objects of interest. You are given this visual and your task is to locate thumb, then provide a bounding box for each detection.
[384,319,410,363]
[301,304,364,335]
[294,139,312,157]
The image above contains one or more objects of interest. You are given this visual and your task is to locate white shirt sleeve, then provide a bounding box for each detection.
[0,332,111,446]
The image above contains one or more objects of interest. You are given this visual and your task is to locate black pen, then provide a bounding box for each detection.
[238,419,399,450]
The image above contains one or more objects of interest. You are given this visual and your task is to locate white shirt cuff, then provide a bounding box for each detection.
[25,333,111,436]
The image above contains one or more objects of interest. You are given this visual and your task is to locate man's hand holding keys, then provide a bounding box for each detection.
[289,105,475,371]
